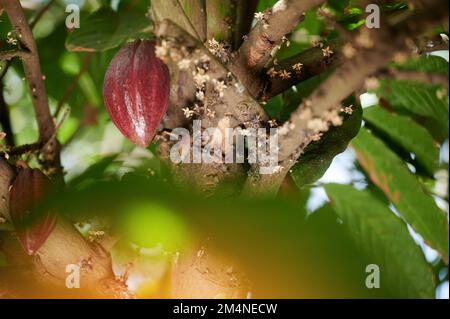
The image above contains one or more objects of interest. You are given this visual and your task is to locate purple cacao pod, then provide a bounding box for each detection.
[103,40,170,147]
[9,169,57,255]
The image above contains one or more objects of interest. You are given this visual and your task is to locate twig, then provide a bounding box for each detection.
[54,53,93,118]
[0,49,30,61]
[43,106,70,152]
[8,142,42,157]
[29,0,56,29]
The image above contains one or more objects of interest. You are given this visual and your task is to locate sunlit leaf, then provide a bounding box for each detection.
[352,128,449,262]
[363,106,439,176]
[376,79,449,142]
[325,183,435,298]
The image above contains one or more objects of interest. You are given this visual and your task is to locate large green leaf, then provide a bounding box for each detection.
[352,128,449,262]
[325,184,435,298]
[363,106,439,176]
[291,103,362,188]
[376,79,449,142]
[66,8,150,52]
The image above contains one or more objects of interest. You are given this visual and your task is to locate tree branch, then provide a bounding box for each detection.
[54,53,93,118]
[0,49,30,61]
[0,0,55,79]
[263,40,341,100]
[0,0,61,175]
[243,0,449,196]
[29,0,56,29]
[230,0,326,99]
[237,0,324,71]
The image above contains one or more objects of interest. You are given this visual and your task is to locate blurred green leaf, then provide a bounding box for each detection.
[363,106,439,176]
[57,116,79,144]
[325,183,435,298]
[394,55,449,75]
[376,79,449,142]
[59,52,81,75]
[291,103,362,188]
[68,154,118,187]
[352,128,449,262]
[66,7,151,52]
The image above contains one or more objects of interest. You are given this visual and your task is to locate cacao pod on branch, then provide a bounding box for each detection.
[9,168,57,255]
[103,40,170,147]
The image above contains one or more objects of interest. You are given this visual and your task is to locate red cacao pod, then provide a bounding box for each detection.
[9,169,57,255]
[103,40,170,147]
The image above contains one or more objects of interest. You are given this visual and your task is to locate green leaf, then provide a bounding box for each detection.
[352,128,449,262]
[394,55,448,75]
[68,154,118,187]
[151,0,202,41]
[363,106,439,176]
[291,103,362,188]
[66,7,150,52]
[325,184,435,298]
[376,79,449,142]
